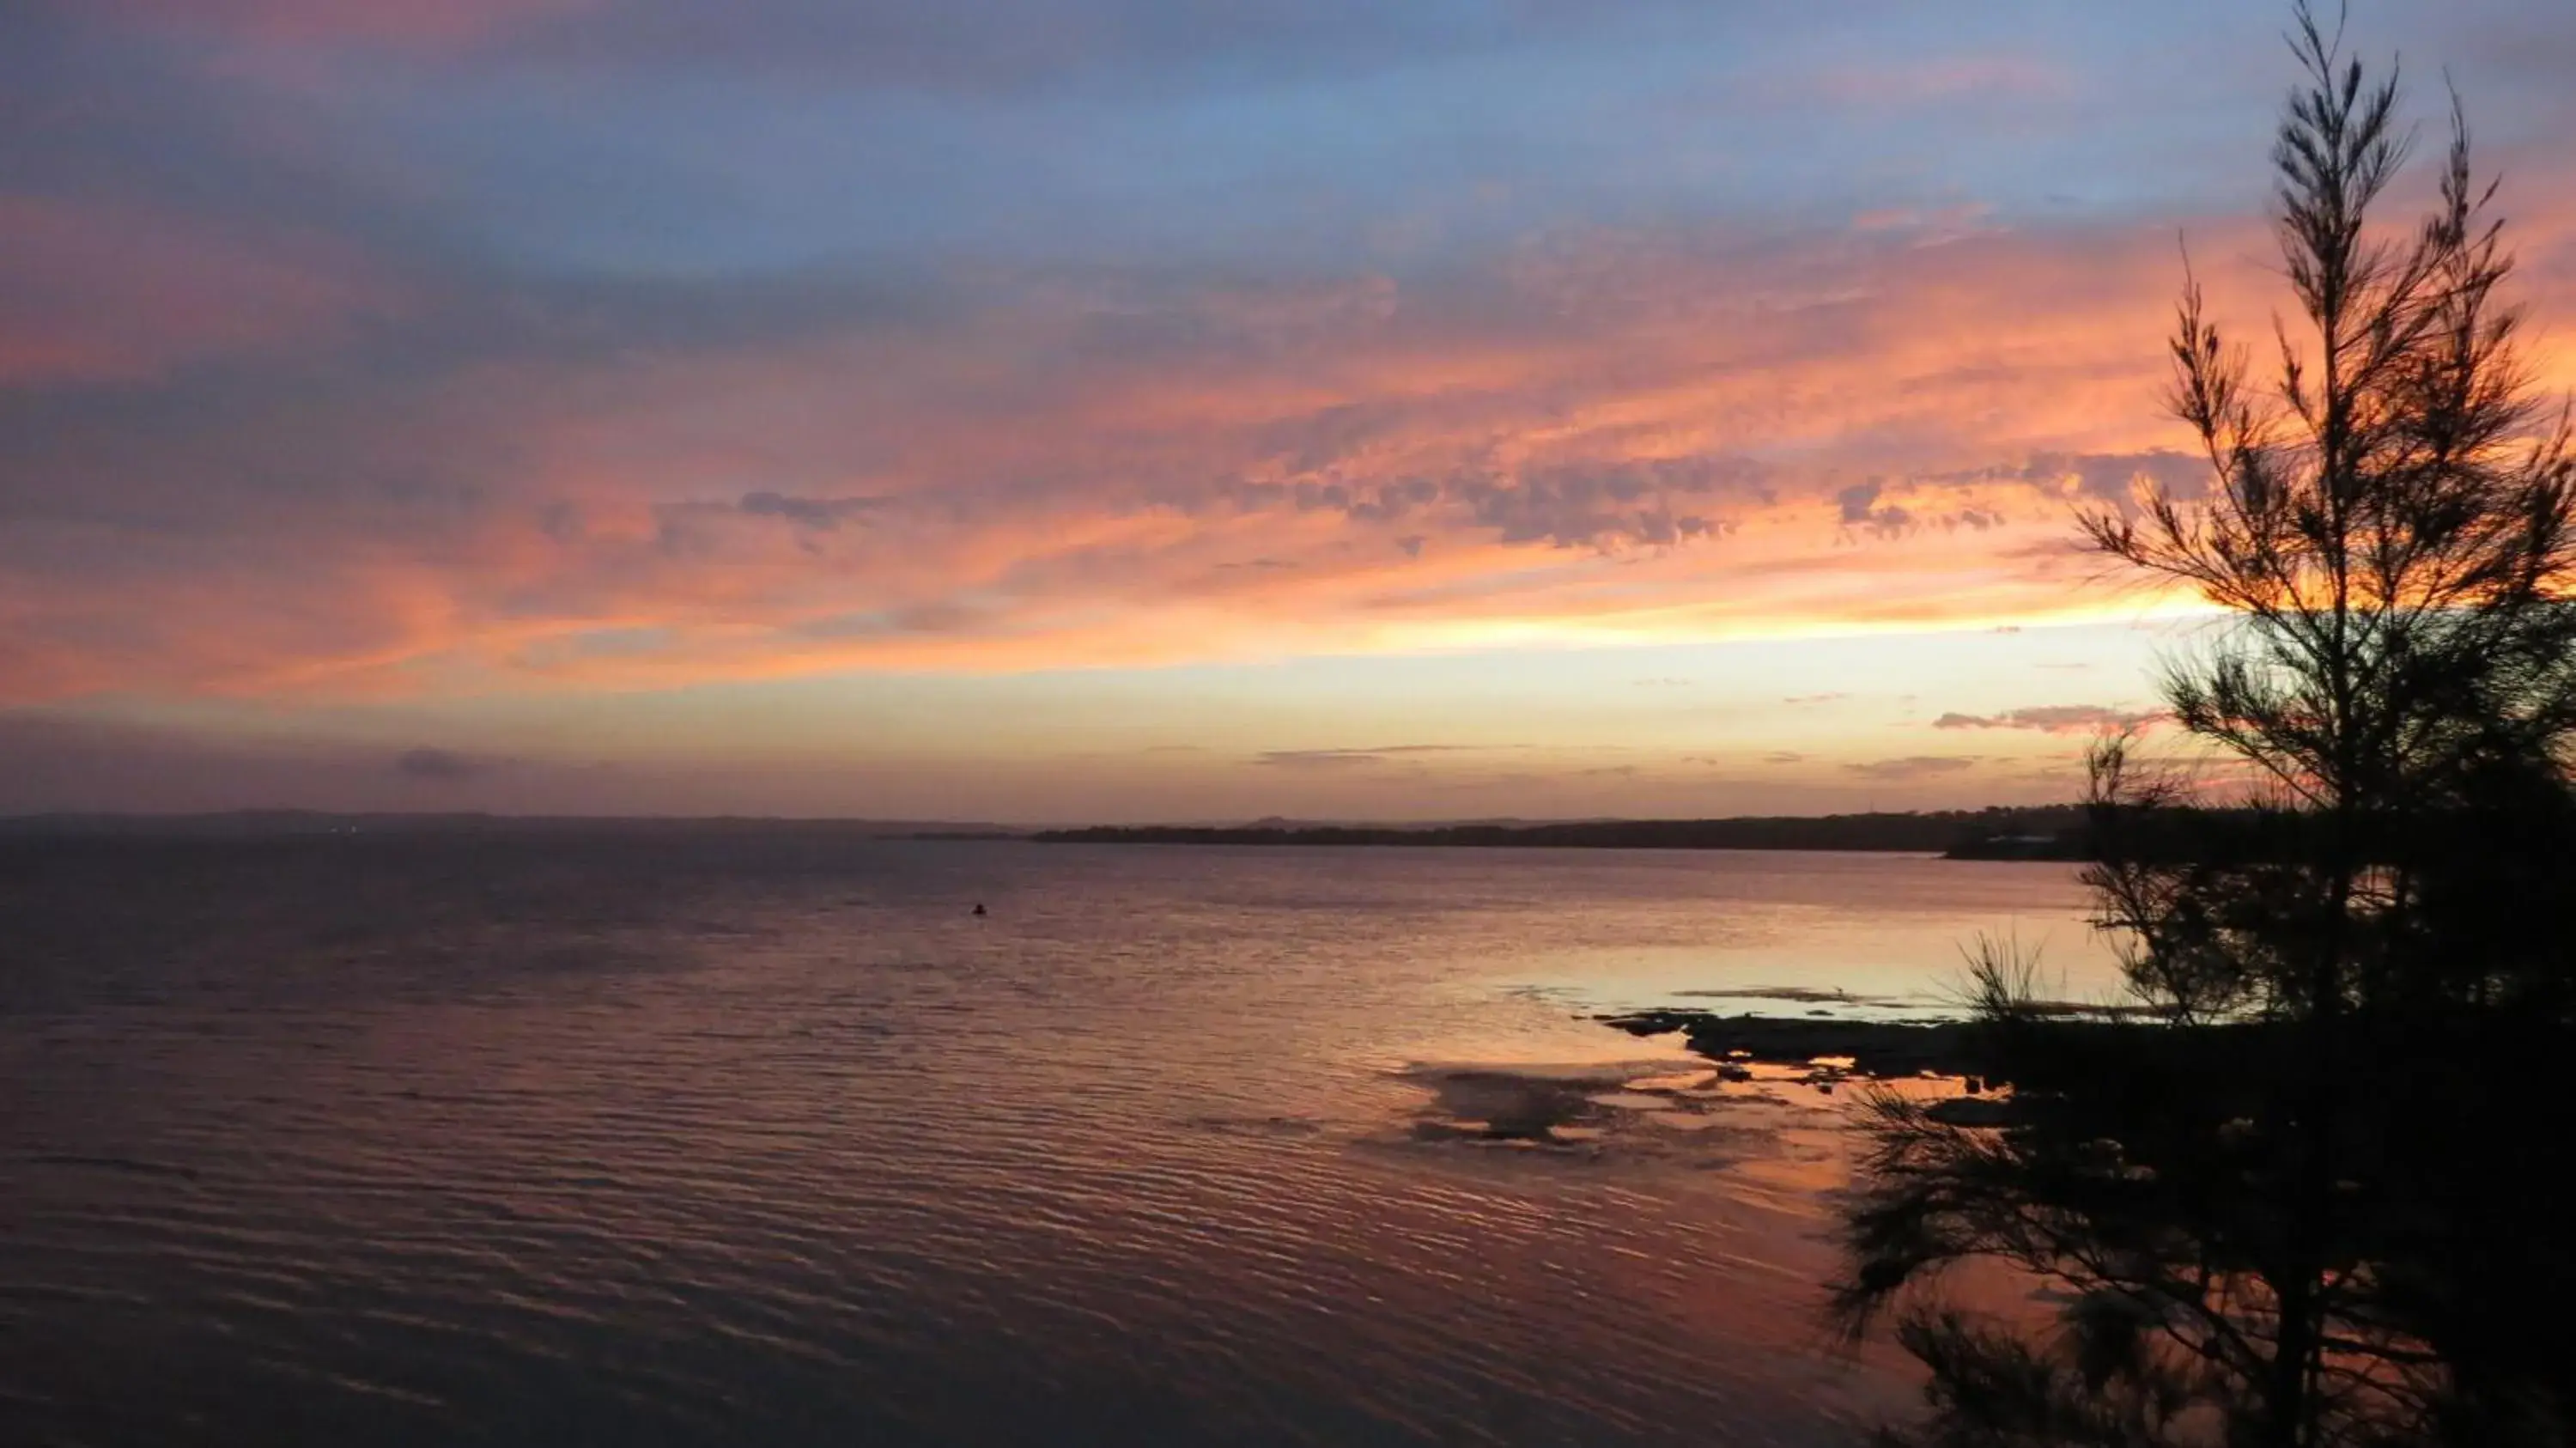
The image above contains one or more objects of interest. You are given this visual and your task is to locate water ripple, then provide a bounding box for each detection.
[0,836,2106,1445]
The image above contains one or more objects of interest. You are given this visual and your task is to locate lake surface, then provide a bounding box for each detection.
[0,834,2114,1446]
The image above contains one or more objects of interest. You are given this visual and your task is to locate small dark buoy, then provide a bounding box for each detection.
[971,902,987,917]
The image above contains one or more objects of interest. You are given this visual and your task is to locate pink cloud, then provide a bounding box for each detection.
[0,197,401,385]
[74,0,596,50]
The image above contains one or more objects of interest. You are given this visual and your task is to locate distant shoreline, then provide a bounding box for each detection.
[0,807,2091,857]
[1033,812,2087,858]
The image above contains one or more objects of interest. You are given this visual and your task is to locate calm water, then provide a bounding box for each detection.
[0,834,2113,1447]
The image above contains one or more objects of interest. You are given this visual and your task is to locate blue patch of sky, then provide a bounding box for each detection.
[296,1,2319,281]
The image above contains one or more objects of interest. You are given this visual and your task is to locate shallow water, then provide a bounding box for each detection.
[0,834,2111,1446]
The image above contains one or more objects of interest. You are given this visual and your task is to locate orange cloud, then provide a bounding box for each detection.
[4,187,2573,707]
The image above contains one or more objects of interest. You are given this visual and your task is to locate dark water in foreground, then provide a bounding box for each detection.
[0,835,2111,1446]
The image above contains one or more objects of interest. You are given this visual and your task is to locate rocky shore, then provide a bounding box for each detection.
[1599,1009,1991,1077]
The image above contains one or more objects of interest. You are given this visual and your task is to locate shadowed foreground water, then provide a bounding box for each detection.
[0,834,2111,1446]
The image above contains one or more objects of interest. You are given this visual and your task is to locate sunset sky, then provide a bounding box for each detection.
[4,0,2573,820]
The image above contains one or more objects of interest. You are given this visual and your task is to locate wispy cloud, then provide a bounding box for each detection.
[1251,745,1475,770]
[1844,755,1978,782]
[394,745,479,782]
[0,196,401,385]
[1932,704,2160,733]
[738,492,885,532]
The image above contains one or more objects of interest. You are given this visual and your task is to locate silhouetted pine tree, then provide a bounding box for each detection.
[1832,6,2576,1445]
